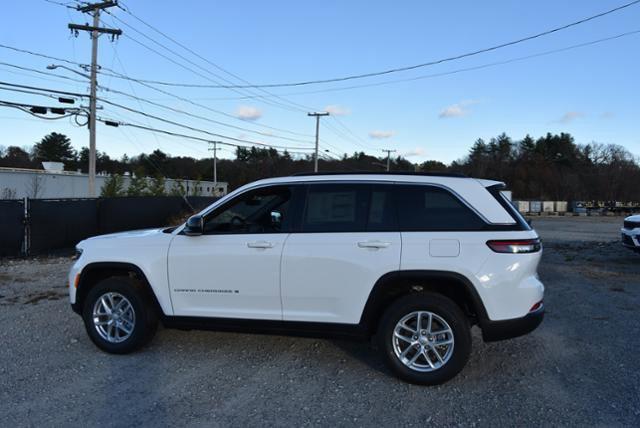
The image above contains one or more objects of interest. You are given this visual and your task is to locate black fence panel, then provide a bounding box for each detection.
[0,200,25,257]
[29,199,99,255]
[1,196,220,256]
[97,197,187,234]
[186,196,219,211]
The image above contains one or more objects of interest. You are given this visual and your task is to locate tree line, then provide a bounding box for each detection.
[1,131,639,201]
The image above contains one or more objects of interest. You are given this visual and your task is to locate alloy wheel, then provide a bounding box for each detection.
[92,292,136,343]
[392,310,455,372]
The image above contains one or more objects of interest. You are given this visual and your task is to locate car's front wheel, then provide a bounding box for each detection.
[378,292,471,385]
[82,276,158,354]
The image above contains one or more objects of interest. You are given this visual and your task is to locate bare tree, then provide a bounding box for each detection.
[1,187,17,199]
[27,174,44,198]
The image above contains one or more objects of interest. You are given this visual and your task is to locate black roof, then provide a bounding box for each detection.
[291,171,467,178]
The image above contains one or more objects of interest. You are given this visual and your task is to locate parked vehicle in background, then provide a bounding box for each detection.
[68,172,544,385]
[621,215,640,252]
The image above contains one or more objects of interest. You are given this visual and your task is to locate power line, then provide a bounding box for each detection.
[0,43,85,67]
[162,28,640,100]
[95,67,316,138]
[98,96,315,150]
[0,42,315,139]
[108,2,316,114]
[76,6,365,155]
[42,0,76,8]
[0,99,83,120]
[0,85,80,103]
[97,84,315,144]
[87,0,640,89]
[99,11,308,115]
[0,61,88,84]
[102,1,356,152]
[98,117,313,155]
[0,81,88,98]
[0,80,314,151]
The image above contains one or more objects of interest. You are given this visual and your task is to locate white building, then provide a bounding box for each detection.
[0,163,228,199]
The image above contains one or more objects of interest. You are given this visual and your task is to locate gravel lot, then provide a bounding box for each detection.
[1,216,639,427]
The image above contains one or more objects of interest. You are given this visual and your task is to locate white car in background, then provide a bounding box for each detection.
[621,215,640,252]
[68,172,544,385]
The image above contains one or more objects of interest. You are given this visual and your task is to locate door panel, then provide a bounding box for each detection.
[167,184,296,319]
[168,233,287,319]
[281,232,401,323]
[280,182,400,324]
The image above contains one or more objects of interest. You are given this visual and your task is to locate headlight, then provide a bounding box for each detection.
[73,247,83,260]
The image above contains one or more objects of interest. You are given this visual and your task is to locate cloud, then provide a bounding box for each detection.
[369,130,395,139]
[601,111,615,119]
[324,105,351,116]
[402,147,426,158]
[439,100,478,119]
[556,111,584,124]
[235,105,262,121]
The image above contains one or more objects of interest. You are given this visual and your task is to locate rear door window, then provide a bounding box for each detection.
[301,183,369,232]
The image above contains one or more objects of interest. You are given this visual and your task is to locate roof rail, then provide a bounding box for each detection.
[290,171,467,178]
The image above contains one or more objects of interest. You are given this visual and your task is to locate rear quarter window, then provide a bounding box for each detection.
[397,185,486,231]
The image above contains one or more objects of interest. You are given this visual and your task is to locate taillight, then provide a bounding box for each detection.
[529,301,543,312]
[486,238,541,254]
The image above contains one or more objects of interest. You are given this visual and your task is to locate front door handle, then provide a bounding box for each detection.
[357,240,391,249]
[247,241,275,249]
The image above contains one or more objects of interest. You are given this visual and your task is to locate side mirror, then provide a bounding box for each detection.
[184,215,203,236]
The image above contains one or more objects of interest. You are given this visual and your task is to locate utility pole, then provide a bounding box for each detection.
[208,141,221,195]
[68,1,121,197]
[382,149,397,171]
[307,112,329,172]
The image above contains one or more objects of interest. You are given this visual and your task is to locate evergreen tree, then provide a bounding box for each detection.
[126,169,148,196]
[169,179,186,196]
[100,174,124,197]
[32,132,76,164]
[191,177,203,196]
[147,174,166,196]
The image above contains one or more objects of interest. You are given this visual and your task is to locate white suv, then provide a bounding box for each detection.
[69,173,544,385]
[622,215,640,252]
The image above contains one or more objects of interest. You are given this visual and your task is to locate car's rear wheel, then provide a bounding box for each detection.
[378,292,471,385]
[82,276,158,354]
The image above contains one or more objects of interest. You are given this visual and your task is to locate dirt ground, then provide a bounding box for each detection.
[1,216,639,427]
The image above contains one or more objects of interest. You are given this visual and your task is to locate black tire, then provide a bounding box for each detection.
[82,276,158,354]
[377,292,471,385]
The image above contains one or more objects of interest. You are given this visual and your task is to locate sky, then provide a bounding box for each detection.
[1,0,639,165]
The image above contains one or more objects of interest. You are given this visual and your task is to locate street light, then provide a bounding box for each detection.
[46,64,91,80]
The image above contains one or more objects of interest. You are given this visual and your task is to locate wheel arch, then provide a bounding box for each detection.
[359,270,489,335]
[73,262,163,316]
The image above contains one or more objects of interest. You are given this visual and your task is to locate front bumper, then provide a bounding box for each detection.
[621,228,640,250]
[481,306,544,342]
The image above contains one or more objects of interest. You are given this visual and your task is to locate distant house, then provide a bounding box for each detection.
[0,162,228,199]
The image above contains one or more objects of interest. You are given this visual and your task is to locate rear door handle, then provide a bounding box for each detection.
[247,241,275,249]
[357,240,391,249]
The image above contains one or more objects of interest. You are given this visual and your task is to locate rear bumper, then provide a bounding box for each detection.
[481,306,544,342]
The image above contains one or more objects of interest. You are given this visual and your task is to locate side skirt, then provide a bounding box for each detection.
[161,316,370,341]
